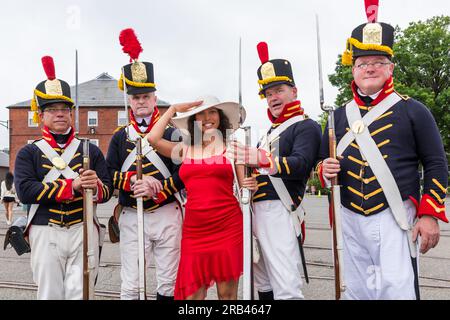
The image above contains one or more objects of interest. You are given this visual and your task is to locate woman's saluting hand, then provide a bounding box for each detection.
[170,101,203,113]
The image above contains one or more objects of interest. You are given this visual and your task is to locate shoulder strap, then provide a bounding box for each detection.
[267,175,305,237]
[121,125,185,207]
[345,98,416,258]
[337,93,401,156]
[26,138,81,233]
[260,115,304,150]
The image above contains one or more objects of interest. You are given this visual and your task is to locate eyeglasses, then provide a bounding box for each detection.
[44,107,72,114]
[355,62,392,70]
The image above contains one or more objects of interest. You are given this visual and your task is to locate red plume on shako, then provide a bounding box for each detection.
[41,56,56,80]
[118,28,156,95]
[256,41,295,99]
[119,28,143,63]
[257,42,269,64]
[29,56,74,123]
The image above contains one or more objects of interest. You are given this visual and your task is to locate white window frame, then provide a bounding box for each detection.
[87,111,98,127]
[28,111,38,127]
[117,110,127,126]
[90,139,99,147]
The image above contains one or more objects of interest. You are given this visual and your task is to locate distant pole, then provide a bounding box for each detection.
[75,50,79,136]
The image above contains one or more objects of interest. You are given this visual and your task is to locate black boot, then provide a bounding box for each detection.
[258,290,274,300]
[157,293,174,301]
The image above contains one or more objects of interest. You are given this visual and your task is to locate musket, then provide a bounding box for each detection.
[316,14,345,300]
[77,50,95,300]
[121,68,147,300]
[238,38,254,300]
[82,138,95,300]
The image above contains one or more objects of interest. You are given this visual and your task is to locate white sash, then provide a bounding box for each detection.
[259,115,306,237]
[120,125,185,209]
[26,138,81,231]
[342,93,417,258]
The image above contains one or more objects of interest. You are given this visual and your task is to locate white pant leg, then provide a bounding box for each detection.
[378,200,416,300]
[119,208,149,300]
[341,200,417,300]
[341,206,381,300]
[29,223,93,300]
[148,202,182,296]
[29,225,66,300]
[64,224,99,300]
[253,250,272,293]
[253,200,304,300]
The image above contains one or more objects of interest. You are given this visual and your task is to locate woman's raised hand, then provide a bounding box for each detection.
[171,100,203,113]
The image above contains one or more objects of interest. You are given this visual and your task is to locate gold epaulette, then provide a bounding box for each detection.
[395,90,410,100]
[113,125,127,134]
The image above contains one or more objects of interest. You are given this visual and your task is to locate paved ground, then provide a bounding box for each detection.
[0,195,449,300]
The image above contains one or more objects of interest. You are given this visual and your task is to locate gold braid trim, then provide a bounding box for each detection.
[118,73,156,91]
[342,37,394,66]
[34,89,74,105]
[258,76,292,86]
[31,89,74,123]
[258,76,293,99]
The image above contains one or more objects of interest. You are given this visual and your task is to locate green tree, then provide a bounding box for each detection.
[327,15,450,159]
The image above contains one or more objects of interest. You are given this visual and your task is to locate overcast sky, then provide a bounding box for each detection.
[0,0,448,149]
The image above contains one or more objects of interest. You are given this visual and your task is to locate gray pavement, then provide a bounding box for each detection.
[0,195,449,300]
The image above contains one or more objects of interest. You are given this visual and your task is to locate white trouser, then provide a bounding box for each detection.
[341,200,418,300]
[29,223,99,300]
[119,201,182,300]
[253,200,304,300]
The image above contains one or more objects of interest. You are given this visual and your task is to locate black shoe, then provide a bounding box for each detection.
[157,293,174,301]
[258,290,274,300]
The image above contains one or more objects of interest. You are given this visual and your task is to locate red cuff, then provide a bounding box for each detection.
[153,191,168,204]
[257,149,278,175]
[257,149,272,168]
[96,179,104,203]
[123,171,136,192]
[418,194,448,223]
[316,161,326,188]
[301,221,306,245]
[55,179,74,202]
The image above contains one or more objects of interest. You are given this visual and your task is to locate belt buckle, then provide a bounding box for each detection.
[61,221,71,229]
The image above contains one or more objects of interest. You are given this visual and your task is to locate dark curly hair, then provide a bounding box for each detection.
[5,172,13,190]
[186,108,231,146]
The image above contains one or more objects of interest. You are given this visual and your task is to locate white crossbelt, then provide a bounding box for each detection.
[26,138,81,232]
[121,125,185,210]
[259,115,306,237]
[339,93,417,258]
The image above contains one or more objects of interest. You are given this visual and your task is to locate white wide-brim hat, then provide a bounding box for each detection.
[171,95,246,132]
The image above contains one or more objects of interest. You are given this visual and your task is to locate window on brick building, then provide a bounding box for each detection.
[118,110,127,126]
[88,111,98,127]
[28,111,38,127]
[90,139,99,147]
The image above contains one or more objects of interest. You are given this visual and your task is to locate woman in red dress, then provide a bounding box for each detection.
[147,96,257,300]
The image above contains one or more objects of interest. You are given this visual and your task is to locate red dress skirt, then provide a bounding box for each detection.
[174,154,243,299]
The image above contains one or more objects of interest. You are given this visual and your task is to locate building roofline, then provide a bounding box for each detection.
[8,73,170,108]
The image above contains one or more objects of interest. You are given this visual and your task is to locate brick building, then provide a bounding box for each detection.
[7,73,169,171]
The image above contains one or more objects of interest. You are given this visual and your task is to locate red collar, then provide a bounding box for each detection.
[351,77,394,107]
[267,100,304,124]
[41,126,76,149]
[129,107,160,134]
